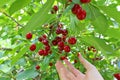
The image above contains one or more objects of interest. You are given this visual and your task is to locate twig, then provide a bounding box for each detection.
[0,48,12,51]
[2,12,23,27]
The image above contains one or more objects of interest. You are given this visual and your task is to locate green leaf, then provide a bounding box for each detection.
[0,0,11,8]
[106,28,120,40]
[22,0,55,36]
[85,4,109,33]
[0,64,11,73]
[9,0,31,15]
[16,69,39,80]
[0,77,10,80]
[99,4,120,24]
[11,45,28,65]
[81,35,113,55]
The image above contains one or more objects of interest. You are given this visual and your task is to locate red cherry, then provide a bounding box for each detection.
[49,62,53,66]
[30,44,36,51]
[80,0,91,3]
[55,36,62,43]
[71,4,82,14]
[62,29,68,36]
[74,60,78,64]
[36,65,40,70]
[87,47,91,51]
[114,73,120,80]
[56,27,62,34]
[26,32,32,39]
[58,41,64,47]
[68,37,77,45]
[76,9,86,20]
[58,46,64,51]
[42,34,47,39]
[52,40,58,46]
[53,5,58,11]
[64,45,71,52]
[38,49,44,56]
[42,39,49,45]
[45,45,50,51]
[62,35,67,42]
[60,56,67,60]
[38,37,43,42]
[43,50,49,56]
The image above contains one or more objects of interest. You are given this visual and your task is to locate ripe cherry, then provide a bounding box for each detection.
[68,37,77,45]
[62,29,68,36]
[42,34,47,39]
[58,46,64,51]
[74,60,78,64]
[76,9,86,20]
[42,39,49,45]
[45,45,50,51]
[80,0,91,3]
[26,32,32,39]
[64,45,71,52]
[30,44,36,51]
[49,62,53,66]
[38,37,43,42]
[55,36,62,43]
[56,28,62,34]
[72,4,82,14]
[52,40,58,46]
[53,5,58,11]
[36,65,40,70]
[114,73,120,80]
[43,50,49,56]
[38,49,44,56]
[60,56,67,60]
[58,41,64,47]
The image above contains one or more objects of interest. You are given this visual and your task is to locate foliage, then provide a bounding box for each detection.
[0,0,120,80]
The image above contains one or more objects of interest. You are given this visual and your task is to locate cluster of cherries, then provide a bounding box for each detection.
[26,23,77,70]
[71,0,91,20]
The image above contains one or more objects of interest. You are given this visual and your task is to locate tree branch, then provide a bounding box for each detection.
[2,12,23,27]
[0,48,12,51]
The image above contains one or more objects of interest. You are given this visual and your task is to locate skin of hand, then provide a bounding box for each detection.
[55,53,104,80]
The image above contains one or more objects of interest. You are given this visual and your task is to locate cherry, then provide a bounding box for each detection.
[52,40,58,46]
[87,46,91,51]
[60,56,67,60]
[38,37,43,42]
[30,44,36,51]
[68,37,77,45]
[74,60,77,64]
[72,4,82,14]
[80,0,91,3]
[58,41,64,47]
[62,29,68,36]
[26,32,32,39]
[45,45,50,51]
[42,34,47,39]
[56,27,62,34]
[69,0,72,2]
[114,73,120,80]
[64,45,71,52]
[42,39,49,45]
[62,35,67,42]
[49,62,53,66]
[58,46,64,51]
[38,49,44,56]
[43,50,49,56]
[76,9,86,20]
[55,36,62,43]
[53,5,58,11]
[36,65,40,70]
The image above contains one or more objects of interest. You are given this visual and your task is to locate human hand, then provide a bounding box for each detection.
[55,53,104,80]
